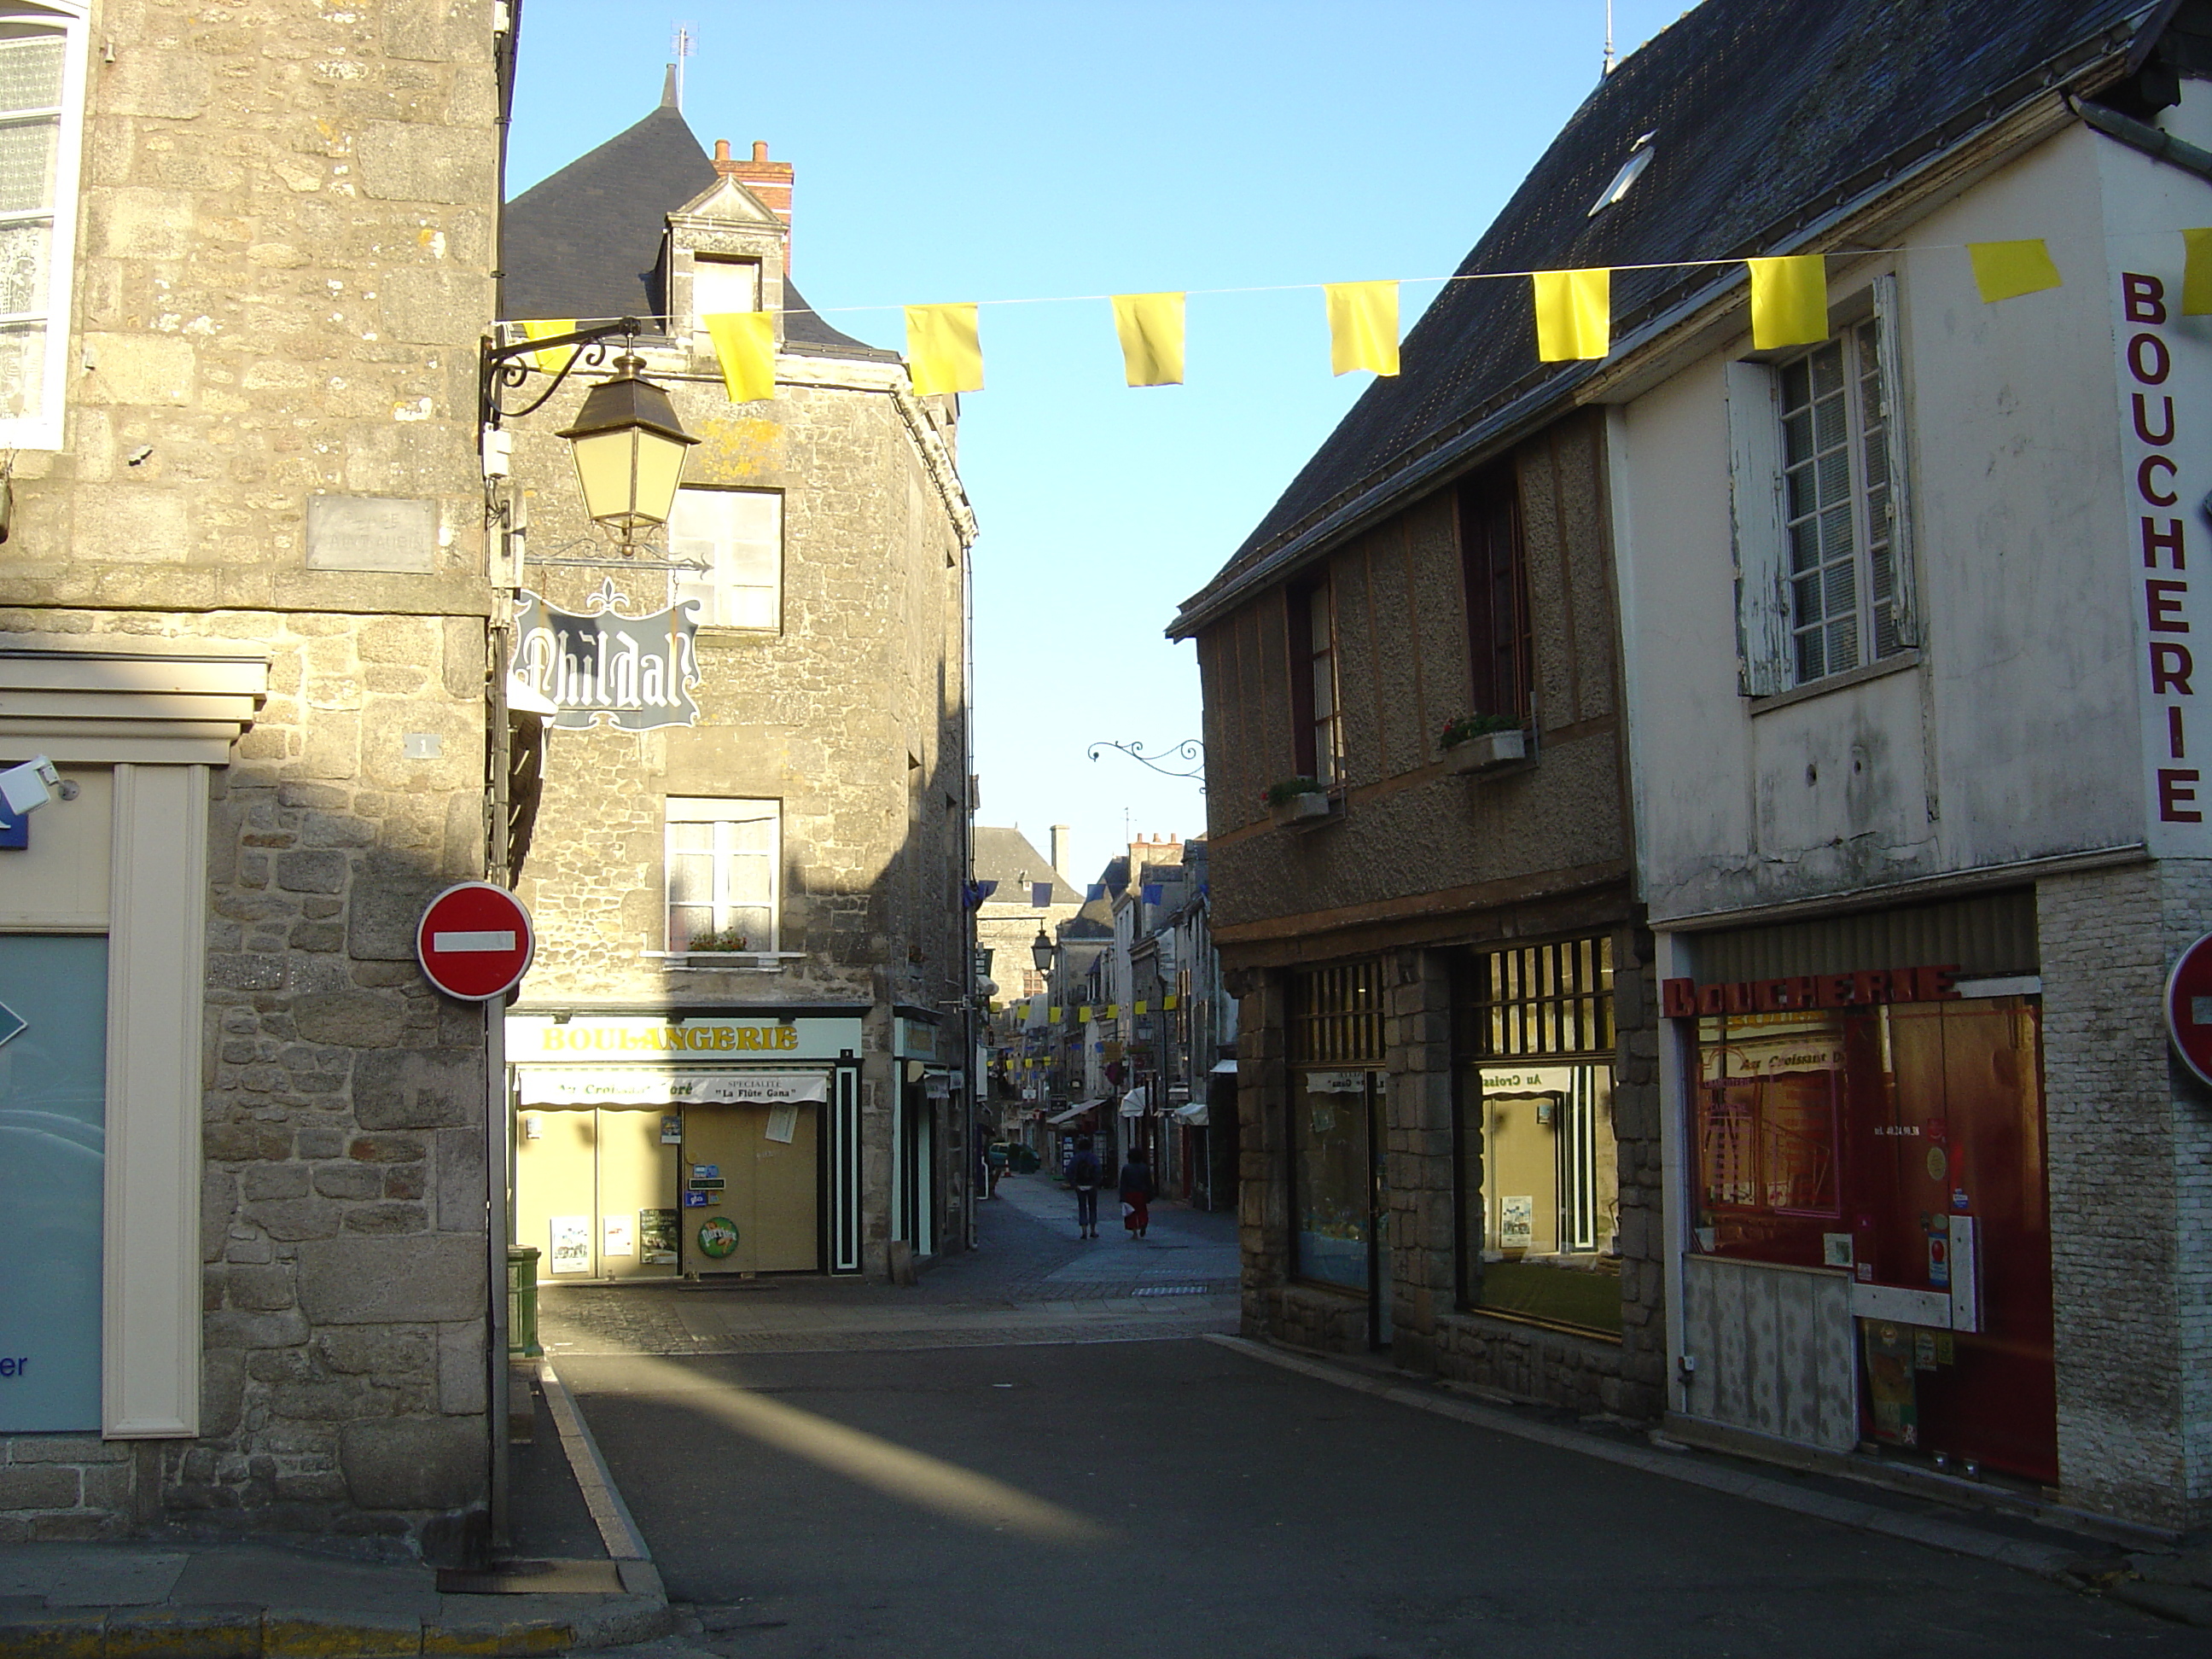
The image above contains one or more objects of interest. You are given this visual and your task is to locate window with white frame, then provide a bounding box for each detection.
[666,798,779,952]
[669,486,781,632]
[691,254,761,324]
[0,7,84,448]
[1778,319,1904,681]
[1727,276,1915,696]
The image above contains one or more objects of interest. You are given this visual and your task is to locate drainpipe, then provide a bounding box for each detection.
[2066,91,2212,185]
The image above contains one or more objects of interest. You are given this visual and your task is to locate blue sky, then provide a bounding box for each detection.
[506,1,1684,885]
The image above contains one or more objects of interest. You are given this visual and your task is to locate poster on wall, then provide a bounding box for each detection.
[1499,1195,1535,1249]
[765,1103,799,1144]
[548,1215,591,1274]
[639,1209,678,1264]
[602,1214,634,1258]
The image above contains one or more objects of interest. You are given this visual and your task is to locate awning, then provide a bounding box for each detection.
[1119,1086,1149,1117]
[1174,1101,1209,1126]
[515,1068,830,1107]
[1046,1100,1102,1127]
[1210,1058,1238,1074]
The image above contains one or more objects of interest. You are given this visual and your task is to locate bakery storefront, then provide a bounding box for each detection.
[1665,894,2053,1481]
[509,1012,864,1281]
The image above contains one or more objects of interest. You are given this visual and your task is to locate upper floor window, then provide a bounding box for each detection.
[1289,578,1341,784]
[1458,463,1531,724]
[691,253,760,323]
[669,486,780,631]
[1729,276,1916,695]
[666,797,778,952]
[1778,319,1904,682]
[0,7,84,451]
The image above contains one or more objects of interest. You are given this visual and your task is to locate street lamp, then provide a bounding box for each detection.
[1031,928,1053,974]
[556,352,701,543]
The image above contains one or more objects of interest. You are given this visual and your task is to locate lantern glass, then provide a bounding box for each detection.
[566,427,692,531]
[1031,930,1052,973]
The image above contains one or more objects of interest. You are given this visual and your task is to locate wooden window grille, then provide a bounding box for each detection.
[1290,959,1384,1065]
[1470,935,1614,1059]
[1458,463,1531,725]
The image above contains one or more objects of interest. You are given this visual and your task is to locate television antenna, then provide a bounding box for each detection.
[672,22,696,108]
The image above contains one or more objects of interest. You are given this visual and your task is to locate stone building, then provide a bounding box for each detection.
[0,0,508,1555]
[495,81,978,1282]
[1172,381,1657,1407]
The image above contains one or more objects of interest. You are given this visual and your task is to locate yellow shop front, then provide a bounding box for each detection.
[508,1012,865,1282]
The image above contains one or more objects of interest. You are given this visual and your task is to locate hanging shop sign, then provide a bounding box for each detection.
[516,1069,830,1107]
[2164,930,2212,1086]
[512,579,701,731]
[1662,965,1961,1018]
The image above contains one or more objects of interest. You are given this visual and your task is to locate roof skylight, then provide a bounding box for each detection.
[1587,131,1656,217]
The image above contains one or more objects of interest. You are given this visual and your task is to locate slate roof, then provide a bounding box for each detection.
[972,825,1080,904]
[1169,0,2155,637]
[500,95,896,363]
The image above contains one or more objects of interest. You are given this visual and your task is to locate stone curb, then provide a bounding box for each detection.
[0,1593,674,1657]
[1203,1334,2099,1584]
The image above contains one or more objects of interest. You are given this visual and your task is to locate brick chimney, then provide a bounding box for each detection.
[713,137,793,232]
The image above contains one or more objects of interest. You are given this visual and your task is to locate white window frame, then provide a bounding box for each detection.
[668,486,783,632]
[1728,273,1918,696]
[664,797,780,953]
[0,2,88,451]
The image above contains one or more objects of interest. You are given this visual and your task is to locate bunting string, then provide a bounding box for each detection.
[514,233,2212,408]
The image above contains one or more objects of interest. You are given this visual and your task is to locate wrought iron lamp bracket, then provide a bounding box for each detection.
[1086,738,1206,784]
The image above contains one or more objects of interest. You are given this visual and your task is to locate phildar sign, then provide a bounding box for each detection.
[1663,965,1962,1019]
[512,578,701,731]
[2165,932,2212,1086]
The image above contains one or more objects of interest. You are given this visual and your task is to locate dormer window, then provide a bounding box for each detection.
[1586,131,1656,217]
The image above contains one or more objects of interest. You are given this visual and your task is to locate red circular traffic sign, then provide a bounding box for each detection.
[416,882,535,1001]
[2166,931,2212,1086]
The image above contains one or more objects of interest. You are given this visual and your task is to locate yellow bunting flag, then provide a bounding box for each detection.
[1533,268,1610,361]
[1134,999,1150,1016]
[1078,1005,1091,1022]
[518,318,576,375]
[1324,281,1400,376]
[1967,240,2062,303]
[1110,291,1185,387]
[1747,256,1828,349]
[2185,229,2212,316]
[1162,993,1179,1010]
[904,303,983,396]
[701,311,776,404]
[1050,1006,1062,1022]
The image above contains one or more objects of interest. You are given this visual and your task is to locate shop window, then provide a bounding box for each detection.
[665,797,778,952]
[1458,462,1530,724]
[1457,935,1621,1335]
[1290,962,1384,1305]
[0,10,86,449]
[1287,578,1341,786]
[1693,1013,1843,1254]
[670,487,781,632]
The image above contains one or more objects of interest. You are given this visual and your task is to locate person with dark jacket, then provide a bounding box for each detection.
[1119,1149,1156,1238]
[1065,1136,1103,1238]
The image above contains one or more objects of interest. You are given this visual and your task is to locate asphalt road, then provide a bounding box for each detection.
[557,1189,2187,1658]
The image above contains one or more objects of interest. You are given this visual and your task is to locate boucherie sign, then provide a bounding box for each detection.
[1662,965,1962,1018]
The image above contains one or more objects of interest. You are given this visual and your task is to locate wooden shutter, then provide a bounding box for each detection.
[1870,273,1919,649]
[1725,359,1792,695]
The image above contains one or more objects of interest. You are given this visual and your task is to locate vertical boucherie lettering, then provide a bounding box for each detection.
[2122,272,2200,828]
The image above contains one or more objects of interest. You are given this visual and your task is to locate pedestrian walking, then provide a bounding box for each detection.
[1119,1146,1155,1238]
[1066,1135,1103,1238]
[985,1139,1008,1197]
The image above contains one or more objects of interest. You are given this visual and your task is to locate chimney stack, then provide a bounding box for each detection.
[1051,824,1072,881]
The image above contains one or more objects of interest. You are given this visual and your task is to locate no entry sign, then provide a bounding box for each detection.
[416,882,535,1001]
[2166,931,2212,1086]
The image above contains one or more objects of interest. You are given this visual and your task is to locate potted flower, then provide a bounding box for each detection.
[1264,776,1333,828]
[1437,713,1528,774]
[682,924,752,954]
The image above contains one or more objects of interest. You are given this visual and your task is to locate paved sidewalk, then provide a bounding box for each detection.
[537,1173,1241,1360]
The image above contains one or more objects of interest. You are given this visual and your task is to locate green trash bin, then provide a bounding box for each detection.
[507,1246,543,1359]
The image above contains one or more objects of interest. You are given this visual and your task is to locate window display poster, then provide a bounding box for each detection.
[639,1208,679,1264]
[765,1103,799,1144]
[548,1214,591,1274]
[602,1214,634,1257]
[1499,1195,1535,1249]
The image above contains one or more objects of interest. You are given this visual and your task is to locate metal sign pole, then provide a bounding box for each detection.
[486,998,510,1551]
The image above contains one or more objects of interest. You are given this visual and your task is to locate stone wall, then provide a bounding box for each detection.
[0,0,501,1555]
[2043,859,2212,1529]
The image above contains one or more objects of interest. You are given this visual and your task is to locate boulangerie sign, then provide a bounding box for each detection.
[513,578,701,730]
